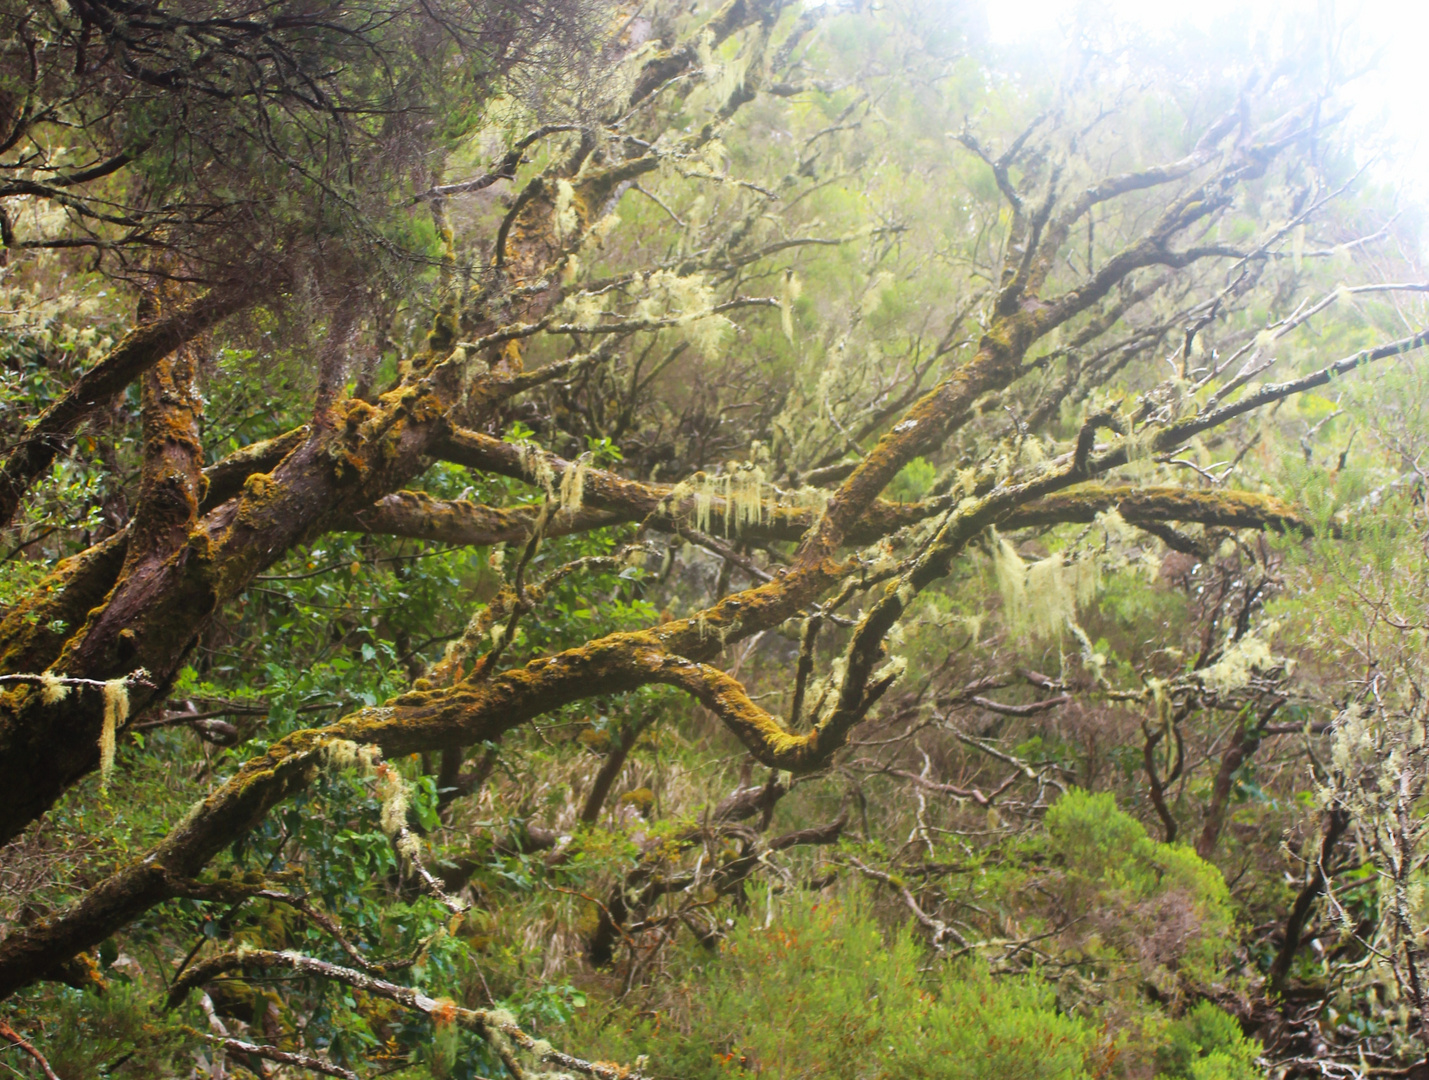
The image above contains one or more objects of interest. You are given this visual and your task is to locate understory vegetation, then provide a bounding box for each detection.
[1,1,1428,1077]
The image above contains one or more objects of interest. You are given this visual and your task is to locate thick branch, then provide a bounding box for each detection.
[0,286,248,529]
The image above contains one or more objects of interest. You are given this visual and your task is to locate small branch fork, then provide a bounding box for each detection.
[168,949,650,1080]
[845,855,968,950]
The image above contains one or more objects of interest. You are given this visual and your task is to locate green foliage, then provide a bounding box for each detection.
[571,888,1110,1080]
[1156,1002,1262,1080]
[1045,790,1236,986]
[888,456,937,501]
[926,790,1239,1005]
[5,983,186,1077]
[5,0,1429,1076]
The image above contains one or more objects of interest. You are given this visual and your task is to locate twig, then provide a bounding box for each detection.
[0,1021,62,1080]
[0,668,151,692]
[844,856,968,949]
[197,1034,359,1080]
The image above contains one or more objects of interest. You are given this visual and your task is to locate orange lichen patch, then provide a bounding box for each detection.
[124,330,208,570]
[431,997,459,1026]
[342,398,378,429]
[618,787,655,814]
[404,389,447,426]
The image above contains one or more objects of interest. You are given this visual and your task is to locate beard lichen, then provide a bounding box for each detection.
[515,441,556,499]
[1199,625,1278,696]
[98,677,130,788]
[39,671,69,704]
[324,739,381,773]
[554,179,579,240]
[558,453,591,515]
[780,271,802,341]
[727,464,765,534]
[671,464,769,536]
[990,528,1100,642]
[375,761,410,837]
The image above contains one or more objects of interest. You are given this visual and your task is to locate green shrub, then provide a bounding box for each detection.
[7,983,186,1077]
[887,967,1103,1080]
[1039,790,1238,994]
[571,889,1108,1080]
[1156,1002,1262,1080]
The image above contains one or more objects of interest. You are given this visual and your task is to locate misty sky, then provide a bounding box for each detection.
[983,0,1429,202]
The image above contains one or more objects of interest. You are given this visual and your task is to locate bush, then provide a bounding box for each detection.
[571,889,1109,1080]
[1156,1002,1262,1080]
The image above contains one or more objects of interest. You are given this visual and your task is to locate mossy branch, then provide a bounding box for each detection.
[167,948,647,1080]
[0,285,249,530]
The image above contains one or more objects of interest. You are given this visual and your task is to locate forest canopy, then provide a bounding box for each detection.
[1,1,1428,1078]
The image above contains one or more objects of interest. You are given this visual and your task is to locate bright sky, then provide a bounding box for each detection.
[983,0,1429,202]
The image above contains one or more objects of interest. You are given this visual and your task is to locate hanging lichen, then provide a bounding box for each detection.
[1123,426,1157,465]
[587,211,621,244]
[1199,626,1278,696]
[632,269,732,352]
[553,179,579,240]
[690,474,714,534]
[560,288,606,327]
[990,531,1028,627]
[726,464,765,534]
[1146,677,1172,727]
[375,762,410,836]
[954,467,979,498]
[779,271,802,342]
[695,28,718,80]
[39,671,69,705]
[559,453,591,515]
[685,195,709,241]
[989,528,1099,641]
[1068,621,1108,685]
[324,739,381,773]
[859,270,895,319]
[668,463,768,536]
[693,29,749,109]
[515,441,556,498]
[98,677,130,788]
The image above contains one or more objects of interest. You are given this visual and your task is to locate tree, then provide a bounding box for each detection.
[1,1,1427,1076]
